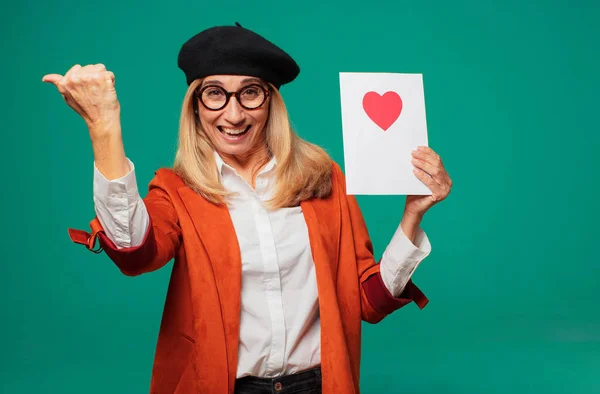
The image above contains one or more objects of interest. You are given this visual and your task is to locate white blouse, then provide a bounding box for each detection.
[92,154,431,378]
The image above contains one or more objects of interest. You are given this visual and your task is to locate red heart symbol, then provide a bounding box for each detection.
[362,91,403,131]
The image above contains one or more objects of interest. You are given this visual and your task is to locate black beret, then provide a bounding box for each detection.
[177,23,300,88]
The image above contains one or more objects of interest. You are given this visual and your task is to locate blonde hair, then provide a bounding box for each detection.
[172,79,332,208]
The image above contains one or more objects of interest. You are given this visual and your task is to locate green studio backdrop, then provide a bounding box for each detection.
[2,0,599,393]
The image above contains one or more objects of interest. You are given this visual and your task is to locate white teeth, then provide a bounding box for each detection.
[222,128,247,135]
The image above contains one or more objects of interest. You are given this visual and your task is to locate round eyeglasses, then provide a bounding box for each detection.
[196,84,269,111]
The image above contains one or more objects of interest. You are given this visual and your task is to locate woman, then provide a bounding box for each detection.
[43,23,452,394]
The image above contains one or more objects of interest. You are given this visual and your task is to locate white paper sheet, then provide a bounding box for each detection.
[339,72,431,195]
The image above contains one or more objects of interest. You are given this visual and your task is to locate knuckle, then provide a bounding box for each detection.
[95,72,107,83]
[64,77,76,87]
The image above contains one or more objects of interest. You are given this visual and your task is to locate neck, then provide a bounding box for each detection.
[218,144,271,186]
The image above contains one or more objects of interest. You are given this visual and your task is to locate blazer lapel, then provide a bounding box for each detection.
[176,187,241,383]
[301,191,341,281]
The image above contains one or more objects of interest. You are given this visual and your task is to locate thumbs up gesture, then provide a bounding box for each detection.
[42,64,120,136]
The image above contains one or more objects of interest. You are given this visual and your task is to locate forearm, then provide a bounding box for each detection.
[89,115,130,181]
[400,211,423,244]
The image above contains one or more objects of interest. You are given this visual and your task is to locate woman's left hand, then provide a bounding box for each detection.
[405,146,453,218]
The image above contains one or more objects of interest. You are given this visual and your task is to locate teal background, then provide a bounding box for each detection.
[2,0,599,392]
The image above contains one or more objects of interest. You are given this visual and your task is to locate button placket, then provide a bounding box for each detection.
[252,196,286,374]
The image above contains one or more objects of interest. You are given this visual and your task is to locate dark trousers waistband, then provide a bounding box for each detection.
[234,366,322,394]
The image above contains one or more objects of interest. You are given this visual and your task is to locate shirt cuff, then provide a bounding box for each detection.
[379,225,432,297]
[93,158,142,248]
[93,158,139,204]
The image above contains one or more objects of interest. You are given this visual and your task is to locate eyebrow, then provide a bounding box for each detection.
[201,77,265,88]
[202,80,223,87]
[241,77,263,85]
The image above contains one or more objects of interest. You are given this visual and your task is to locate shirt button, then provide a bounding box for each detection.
[274,382,283,392]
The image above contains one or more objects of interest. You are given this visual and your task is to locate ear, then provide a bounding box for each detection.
[192,98,201,125]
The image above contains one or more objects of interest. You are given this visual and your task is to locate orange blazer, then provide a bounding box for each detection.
[69,162,428,394]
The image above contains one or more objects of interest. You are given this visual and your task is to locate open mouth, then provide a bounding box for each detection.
[217,125,251,139]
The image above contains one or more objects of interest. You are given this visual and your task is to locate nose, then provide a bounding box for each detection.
[223,96,245,125]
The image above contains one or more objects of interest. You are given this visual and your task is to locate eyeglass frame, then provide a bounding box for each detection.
[194,83,271,111]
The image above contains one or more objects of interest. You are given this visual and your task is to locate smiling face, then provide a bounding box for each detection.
[196,75,270,159]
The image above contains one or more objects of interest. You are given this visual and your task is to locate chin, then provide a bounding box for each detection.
[217,144,253,156]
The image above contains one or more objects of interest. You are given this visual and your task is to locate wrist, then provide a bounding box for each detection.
[403,208,424,222]
[87,112,121,139]
[400,211,423,243]
[92,134,129,181]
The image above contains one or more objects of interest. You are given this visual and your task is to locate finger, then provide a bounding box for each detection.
[418,145,442,161]
[80,64,100,72]
[94,63,106,71]
[105,71,115,85]
[411,157,447,185]
[64,64,82,79]
[411,149,439,167]
[413,168,443,196]
[417,145,435,154]
[42,74,63,84]
[414,146,442,166]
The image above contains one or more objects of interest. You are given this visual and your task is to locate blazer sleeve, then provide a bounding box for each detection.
[332,163,428,324]
[69,170,182,277]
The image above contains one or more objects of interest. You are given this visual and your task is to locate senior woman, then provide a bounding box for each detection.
[43,24,452,394]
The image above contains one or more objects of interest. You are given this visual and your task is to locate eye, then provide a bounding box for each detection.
[203,87,225,97]
[240,85,262,98]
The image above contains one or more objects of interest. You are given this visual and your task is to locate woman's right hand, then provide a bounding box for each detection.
[42,64,120,140]
[43,63,130,180]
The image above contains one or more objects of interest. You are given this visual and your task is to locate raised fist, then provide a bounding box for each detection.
[42,64,120,130]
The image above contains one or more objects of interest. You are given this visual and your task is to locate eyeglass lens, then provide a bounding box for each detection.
[200,84,266,110]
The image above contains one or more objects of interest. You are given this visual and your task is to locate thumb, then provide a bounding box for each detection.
[42,74,63,84]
